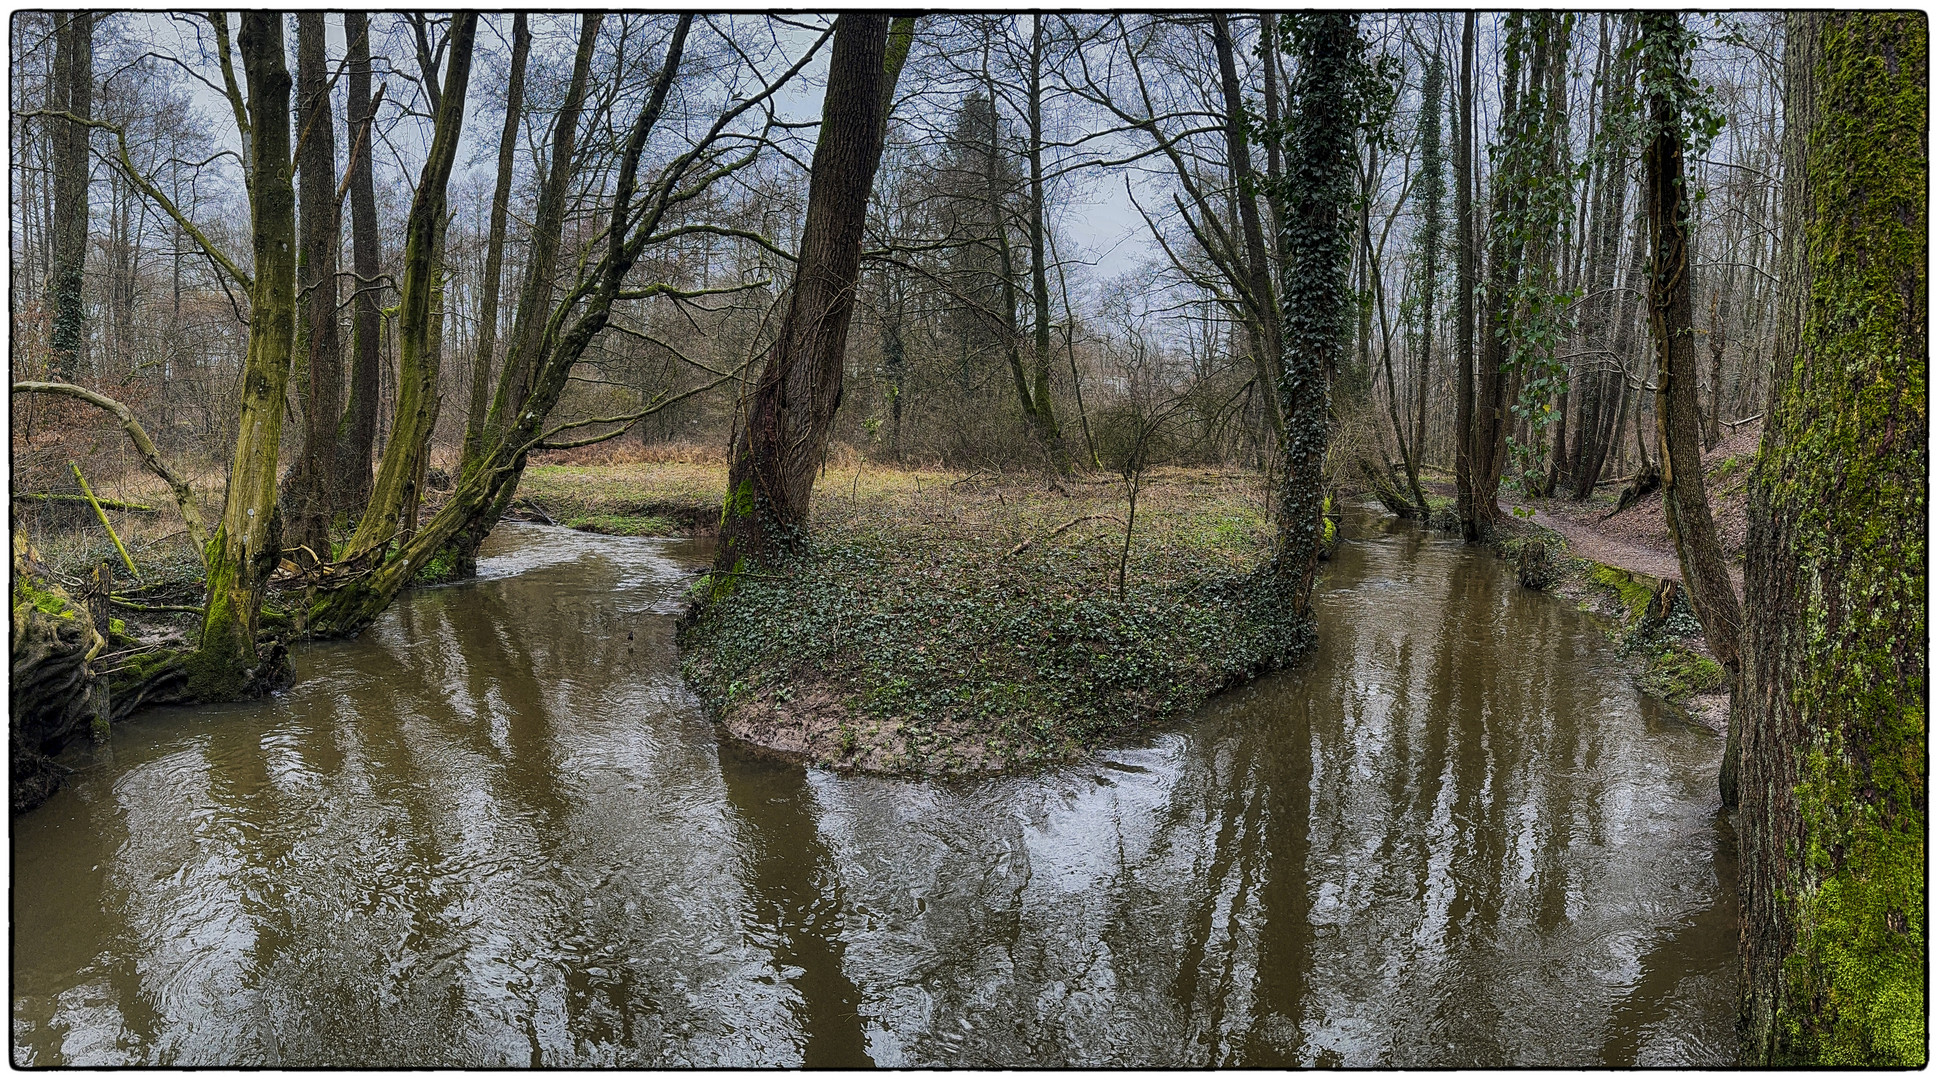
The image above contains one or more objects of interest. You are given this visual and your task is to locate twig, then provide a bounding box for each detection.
[1004,514,1125,559]
[107,597,204,615]
[71,462,140,578]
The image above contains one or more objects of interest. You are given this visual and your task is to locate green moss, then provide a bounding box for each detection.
[108,616,126,636]
[1639,643,1726,700]
[412,546,460,585]
[1589,563,1658,620]
[1747,14,1926,1066]
[17,580,78,619]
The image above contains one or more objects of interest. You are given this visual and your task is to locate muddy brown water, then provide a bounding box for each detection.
[12,514,1737,1066]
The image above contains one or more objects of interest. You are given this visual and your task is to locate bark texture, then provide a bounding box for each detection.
[291,12,341,560]
[1640,12,1744,807]
[344,14,479,561]
[716,15,914,569]
[1738,13,1926,1066]
[190,12,297,700]
[338,12,381,514]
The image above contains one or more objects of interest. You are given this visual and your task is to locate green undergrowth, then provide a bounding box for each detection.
[519,461,723,537]
[679,468,1311,775]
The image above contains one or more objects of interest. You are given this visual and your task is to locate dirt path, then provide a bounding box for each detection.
[1524,504,1744,595]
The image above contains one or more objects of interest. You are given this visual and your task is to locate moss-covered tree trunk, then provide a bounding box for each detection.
[190,12,296,699]
[309,16,686,638]
[11,531,107,812]
[1738,12,1926,1065]
[716,15,915,570]
[1639,12,1745,806]
[289,12,341,561]
[342,14,477,562]
[1269,13,1362,628]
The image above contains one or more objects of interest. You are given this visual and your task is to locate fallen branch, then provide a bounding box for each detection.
[1003,514,1125,559]
[13,381,211,560]
[71,462,140,578]
[14,492,157,512]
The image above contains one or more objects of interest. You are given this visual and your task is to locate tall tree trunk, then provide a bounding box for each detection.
[48,12,91,382]
[189,12,297,699]
[1411,48,1445,470]
[1452,12,1479,536]
[1211,12,1283,440]
[1739,12,1926,1066]
[290,13,341,562]
[338,12,381,515]
[1641,13,1744,809]
[343,14,479,561]
[1026,15,1069,474]
[715,16,915,570]
[463,14,529,466]
[1270,12,1361,627]
[1467,16,1528,539]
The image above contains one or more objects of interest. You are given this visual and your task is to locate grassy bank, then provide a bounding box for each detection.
[676,465,1310,775]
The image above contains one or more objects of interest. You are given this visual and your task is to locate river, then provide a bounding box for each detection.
[11,513,1737,1066]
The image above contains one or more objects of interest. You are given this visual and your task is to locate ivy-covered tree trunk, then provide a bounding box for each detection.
[1467,19,1528,540]
[289,12,341,561]
[342,14,477,562]
[48,12,92,382]
[189,12,296,699]
[337,11,381,516]
[1452,12,1479,534]
[1639,12,1745,806]
[1738,12,1926,1065]
[1269,13,1362,626]
[1411,49,1445,473]
[716,15,915,570]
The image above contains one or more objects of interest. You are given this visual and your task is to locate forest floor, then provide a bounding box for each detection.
[671,461,1310,775]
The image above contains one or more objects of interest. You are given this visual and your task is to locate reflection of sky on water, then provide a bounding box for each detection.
[12,518,1734,1067]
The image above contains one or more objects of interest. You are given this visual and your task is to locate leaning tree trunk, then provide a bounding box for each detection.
[716,15,915,570]
[1737,12,1926,1066]
[289,12,341,561]
[189,12,297,700]
[341,14,478,563]
[1640,12,1745,806]
[1269,12,1361,633]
